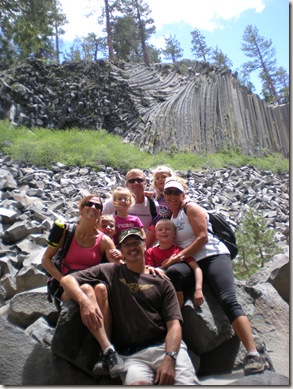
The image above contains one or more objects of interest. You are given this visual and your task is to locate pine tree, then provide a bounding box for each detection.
[241,25,288,104]
[210,46,233,68]
[190,28,211,61]
[162,34,183,63]
[233,206,283,280]
[0,0,67,65]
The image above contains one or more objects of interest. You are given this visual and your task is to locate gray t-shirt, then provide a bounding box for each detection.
[72,263,182,352]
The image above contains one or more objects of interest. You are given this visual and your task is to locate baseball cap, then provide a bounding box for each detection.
[164,179,184,193]
[118,228,144,244]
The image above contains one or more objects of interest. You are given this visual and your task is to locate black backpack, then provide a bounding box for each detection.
[183,204,238,259]
[47,223,76,307]
[207,212,238,259]
[147,196,158,220]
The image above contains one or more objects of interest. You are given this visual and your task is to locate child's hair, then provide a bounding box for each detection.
[151,165,175,195]
[97,214,116,226]
[155,218,177,233]
[112,186,135,208]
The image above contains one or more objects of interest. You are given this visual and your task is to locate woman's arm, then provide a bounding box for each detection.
[176,202,208,259]
[41,233,65,281]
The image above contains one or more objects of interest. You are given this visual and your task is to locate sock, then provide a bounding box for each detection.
[247,351,259,357]
[103,345,115,354]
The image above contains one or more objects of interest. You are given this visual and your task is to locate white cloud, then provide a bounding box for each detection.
[60,0,103,42]
[146,0,265,31]
[59,0,266,41]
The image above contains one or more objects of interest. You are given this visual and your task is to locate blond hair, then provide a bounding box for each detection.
[112,186,135,208]
[151,165,175,198]
[125,169,146,181]
[97,214,116,226]
[155,218,177,233]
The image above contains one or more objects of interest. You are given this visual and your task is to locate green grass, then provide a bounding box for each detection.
[0,120,289,174]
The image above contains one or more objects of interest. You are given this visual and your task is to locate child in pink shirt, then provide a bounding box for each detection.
[112,187,146,244]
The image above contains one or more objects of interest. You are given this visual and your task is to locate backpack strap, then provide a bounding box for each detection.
[147,196,157,220]
[53,223,76,271]
[183,201,214,235]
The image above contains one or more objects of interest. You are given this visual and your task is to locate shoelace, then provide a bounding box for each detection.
[106,350,119,368]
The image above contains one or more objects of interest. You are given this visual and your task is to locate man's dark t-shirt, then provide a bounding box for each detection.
[72,263,182,353]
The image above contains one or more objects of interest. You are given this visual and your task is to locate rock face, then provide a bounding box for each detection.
[0,58,289,157]
[0,153,289,385]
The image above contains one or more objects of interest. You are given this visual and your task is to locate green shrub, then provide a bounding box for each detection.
[233,206,283,280]
[0,120,289,173]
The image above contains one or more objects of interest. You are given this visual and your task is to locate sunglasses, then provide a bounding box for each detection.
[127,178,145,184]
[164,189,183,196]
[84,201,102,210]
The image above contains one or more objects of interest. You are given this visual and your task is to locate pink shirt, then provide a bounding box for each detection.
[114,214,144,244]
[61,232,104,274]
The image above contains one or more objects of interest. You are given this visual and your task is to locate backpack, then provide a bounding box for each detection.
[183,204,238,259]
[207,212,238,259]
[147,196,158,220]
[47,222,76,307]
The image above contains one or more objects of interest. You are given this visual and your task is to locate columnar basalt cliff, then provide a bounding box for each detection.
[0,58,289,157]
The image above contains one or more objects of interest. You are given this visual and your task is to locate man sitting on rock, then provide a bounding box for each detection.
[60,228,200,385]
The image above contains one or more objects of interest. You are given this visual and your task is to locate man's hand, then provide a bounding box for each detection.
[80,300,103,332]
[146,266,169,280]
[154,355,176,385]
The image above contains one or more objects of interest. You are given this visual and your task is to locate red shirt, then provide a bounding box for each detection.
[146,245,193,267]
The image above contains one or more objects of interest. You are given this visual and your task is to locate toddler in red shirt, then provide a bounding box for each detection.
[146,219,204,308]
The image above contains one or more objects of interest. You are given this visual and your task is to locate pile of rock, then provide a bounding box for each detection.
[0,153,289,385]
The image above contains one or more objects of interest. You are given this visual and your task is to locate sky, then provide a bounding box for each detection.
[59,0,290,96]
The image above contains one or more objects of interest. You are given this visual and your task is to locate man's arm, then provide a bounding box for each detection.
[154,319,182,385]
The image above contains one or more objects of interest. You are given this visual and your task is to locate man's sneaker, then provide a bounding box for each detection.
[93,353,109,376]
[243,354,269,375]
[103,349,125,378]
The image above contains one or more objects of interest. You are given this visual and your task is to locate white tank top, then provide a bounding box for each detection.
[171,208,229,261]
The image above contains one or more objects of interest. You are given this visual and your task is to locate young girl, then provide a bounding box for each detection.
[112,187,146,244]
[97,214,123,262]
[147,165,175,221]
[97,214,116,240]
[145,165,176,247]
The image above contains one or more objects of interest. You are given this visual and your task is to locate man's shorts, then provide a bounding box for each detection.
[120,340,200,385]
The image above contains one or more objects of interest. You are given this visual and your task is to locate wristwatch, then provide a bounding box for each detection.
[166,351,178,361]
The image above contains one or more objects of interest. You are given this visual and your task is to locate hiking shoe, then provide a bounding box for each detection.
[243,354,269,375]
[103,349,125,378]
[93,353,109,376]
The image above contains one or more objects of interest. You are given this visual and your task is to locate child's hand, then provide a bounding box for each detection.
[194,289,204,306]
[161,254,184,268]
[109,248,123,260]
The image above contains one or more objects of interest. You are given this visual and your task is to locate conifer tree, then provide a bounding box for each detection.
[162,34,183,63]
[190,28,211,61]
[241,25,288,104]
[210,46,233,68]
